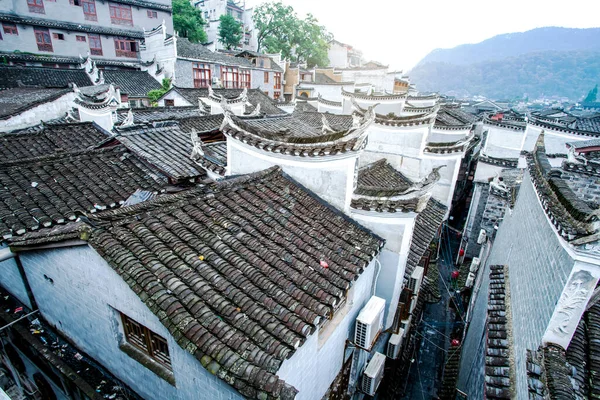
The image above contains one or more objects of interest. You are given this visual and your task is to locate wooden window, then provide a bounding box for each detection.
[274,72,282,89]
[82,0,97,21]
[147,10,157,18]
[193,63,211,88]
[69,0,81,5]
[76,35,86,42]
[88,34,102,56]
[264,71,269,83]
[273,91,281,100]
[120,94,129,103]
[240,69,250,88]
[27,0,45,13]
[109,3,133,26]
[114,38,138,58]
[2,24,18,35]
[221,66,239,89]
[121,313,171,369]
[34,28,52,52]
[164,99,175,106]
[52,33,64,40]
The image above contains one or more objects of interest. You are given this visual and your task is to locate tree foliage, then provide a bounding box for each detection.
[172,0,207,43]
[253,2,330,67]
[584,84,598,102]
[148,78,172,104]
[218,14,243,50]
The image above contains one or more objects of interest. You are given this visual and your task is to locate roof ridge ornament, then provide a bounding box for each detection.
[190,128,205,160]
[120,109,134,127]
[247,103,261,117]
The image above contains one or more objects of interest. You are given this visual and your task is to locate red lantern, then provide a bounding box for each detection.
[320,260,329,268]
[451,270,460,279]
[459,248,465,257]
[451,339,460,347]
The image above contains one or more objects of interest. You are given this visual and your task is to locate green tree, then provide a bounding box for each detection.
[253,2,331,67]
[172,0,207,43]
[148,78,172,104]
[584,84,598,102]
[253,1,298,57]
[218,14,243,50]
[294,14,331,67]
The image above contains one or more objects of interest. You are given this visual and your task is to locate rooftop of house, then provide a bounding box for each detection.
[0,121,111,161]
[114,121,207,181]
[527,133,600,251]
[0,65,93,89]
[102,70,162,97]
[192,140,227,177]
[355,159,413,197]
[435,106,478,128]
[0,145,168,239]
[115,106,208,124]
[176,39,283,72]
[530,110,600,135]
[0,87,73,120]
[162,87,286,116]
[527,291,600,399]
[80,166,385,399]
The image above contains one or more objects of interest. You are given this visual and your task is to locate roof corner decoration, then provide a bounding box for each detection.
[120,109,134,128]
[247,103,261,117]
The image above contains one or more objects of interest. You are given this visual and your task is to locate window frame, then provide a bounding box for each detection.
[264,71,269,83]
[2,23,18,35]
[240,69,251,89]
[221,66,239,89]
[164,99,175,107]
[52,32,65,40]
[76,35,86,42]
[120,313,171,369]
[34,28,52,52]
[147,10,158,18]
[114,38,138,58]
[88,34,102,55]
[82,0,97,21]
[193,62,211,88]
[274,72,282,90]
[27,0,45,13]
[109,3,133,26]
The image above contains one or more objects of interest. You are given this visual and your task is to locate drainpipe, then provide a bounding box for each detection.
[0,248,38,310]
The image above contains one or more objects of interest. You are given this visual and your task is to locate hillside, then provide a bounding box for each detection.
[410,27,600,100]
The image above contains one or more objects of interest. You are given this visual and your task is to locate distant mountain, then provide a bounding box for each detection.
[410,27,600,100]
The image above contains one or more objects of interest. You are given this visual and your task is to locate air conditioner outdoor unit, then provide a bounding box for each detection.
[477,229,487,244]
[408,266,425,294]
[465,272,476,288]
[354,296,385,350]
[470,257,480,273]
[386,329,405,359]
[361,352,386,396]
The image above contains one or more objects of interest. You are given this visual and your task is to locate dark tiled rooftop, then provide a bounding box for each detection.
[192,141,227,176]
[115,122,205,180]
[0,146,167,239]
[0,87,72,120]
[355,159,413,197]
[87,167,384,399]
[102,70,162,97]
[177,39,281,71]
[485,265,513,399]
[0,122,111,161]
[0,65,92,89]
[435,106,477,127]
[115,107,207,124]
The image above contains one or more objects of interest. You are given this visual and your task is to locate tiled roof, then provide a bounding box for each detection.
[0,122,111,161]
[192,141,227,176]
[0,12,144,39]
[115,107,207,124]
[354,159,413,197]
[293,102,317,113]
[314,73,336,84]
[485,265,513,399]
[0,65,93,89]
[102,70,162,97]
[527,298,600,399]
[108,0,171,11]
[165,87,286,115]
[0,146,167,239]
[177,115,225,136]
[403,199,446,281]
[87,166,384,399]
[574,116,600,134]
[0,88,72,120]
[177,39,281,71]
[115,122,205,180]
[527,133,599,241]
[435,106,477,128]
[566,138,600,151]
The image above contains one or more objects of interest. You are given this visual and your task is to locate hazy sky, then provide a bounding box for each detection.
[245,0,600,71]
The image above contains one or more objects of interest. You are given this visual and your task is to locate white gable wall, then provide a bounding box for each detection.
[18,245,243,400]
